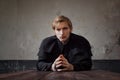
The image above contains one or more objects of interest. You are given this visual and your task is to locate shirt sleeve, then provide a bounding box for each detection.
[69,36,92,71]
[36,39,52,71]
[73,50,92,71]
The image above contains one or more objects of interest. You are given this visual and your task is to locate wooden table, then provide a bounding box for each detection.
[0,70,120,80]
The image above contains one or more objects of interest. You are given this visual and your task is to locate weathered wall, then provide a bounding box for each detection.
[0,0,120,60]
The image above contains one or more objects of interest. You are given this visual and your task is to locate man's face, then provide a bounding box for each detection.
[54,22,72,43]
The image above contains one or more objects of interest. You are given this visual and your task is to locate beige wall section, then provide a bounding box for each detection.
[0,0,120,60]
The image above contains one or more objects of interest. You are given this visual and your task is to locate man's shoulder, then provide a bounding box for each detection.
[70,33,91,51]
[42,35,57,43]
[71,33,88,41]
[70,33,91,46]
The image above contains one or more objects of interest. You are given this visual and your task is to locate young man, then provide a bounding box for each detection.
[37,15,92,71]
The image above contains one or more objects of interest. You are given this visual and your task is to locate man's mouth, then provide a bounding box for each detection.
[61,36,66,39]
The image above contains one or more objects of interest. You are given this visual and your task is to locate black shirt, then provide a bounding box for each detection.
[37,33,92,71]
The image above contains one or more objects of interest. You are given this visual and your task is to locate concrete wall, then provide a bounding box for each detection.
[0,0,120,60]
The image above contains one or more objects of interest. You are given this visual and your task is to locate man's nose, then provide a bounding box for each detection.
[60,30,64,35]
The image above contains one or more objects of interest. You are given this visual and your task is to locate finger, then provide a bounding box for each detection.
[57,55,68,63]
[55,62,67,69]
[56,64,63,68]
[55,61,63,65]
[58,59,69,65]
[58,54,66,60]
[59,63,68,68]
[55,59,68,67]
[54,57,63,63]
[59,56,68,62]
[60,54,66,59]
[57,68,68,72]
[59,54,63,58]
[56,62,67,68]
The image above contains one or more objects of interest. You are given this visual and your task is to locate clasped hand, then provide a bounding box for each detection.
[51,54,74,71]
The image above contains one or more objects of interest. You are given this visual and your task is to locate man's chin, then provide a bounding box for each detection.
[60,39,66,43]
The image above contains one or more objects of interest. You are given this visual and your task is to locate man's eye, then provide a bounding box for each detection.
[63,27,68,30]
[57,29,61,31]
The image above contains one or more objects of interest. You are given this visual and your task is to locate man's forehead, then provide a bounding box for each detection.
[56,22,69,27]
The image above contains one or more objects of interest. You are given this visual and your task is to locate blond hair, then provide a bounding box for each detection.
[52,15,72,30]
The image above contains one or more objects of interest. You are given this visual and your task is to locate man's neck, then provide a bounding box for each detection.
[62,39,69,45]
